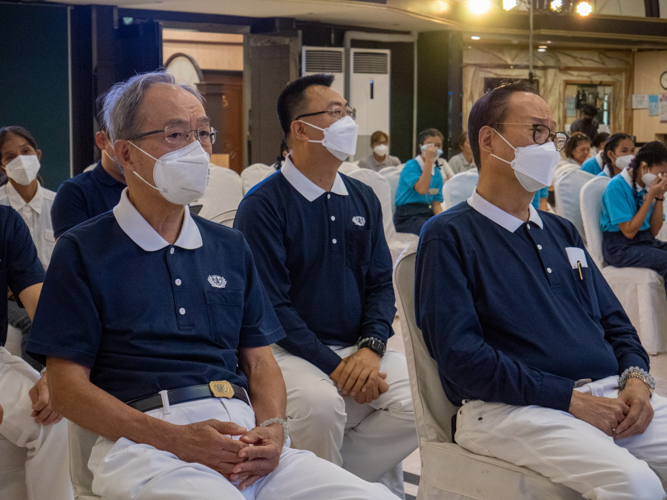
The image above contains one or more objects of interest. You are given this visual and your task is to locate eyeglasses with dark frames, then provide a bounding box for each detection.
[131,125,218,148]
[295,105,357,122]
[492,123,569,152]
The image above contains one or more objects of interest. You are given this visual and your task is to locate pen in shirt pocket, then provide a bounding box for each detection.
[577,261,583,280]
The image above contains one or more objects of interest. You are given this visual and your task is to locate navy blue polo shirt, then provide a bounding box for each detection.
[0,206,45,346]
[50,161,125,239]
[234,157,395,375]
[415,190,649,412]
[28,190,284,403]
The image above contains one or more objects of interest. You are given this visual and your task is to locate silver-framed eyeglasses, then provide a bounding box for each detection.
[132,125,218,148]
[493,123,569,152]
[295,105,357,121]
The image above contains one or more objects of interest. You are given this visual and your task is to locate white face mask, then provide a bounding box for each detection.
[129,140,210,206]
[615,154,635,170]
[491,129,561,193]
[5,155,40,186]
[300,116,359,161]
[421,144,444,159]
[373,144,388,157]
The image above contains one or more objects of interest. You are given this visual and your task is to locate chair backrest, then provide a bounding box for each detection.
[68,421,102,500]
[346,168,397,243]
[379,165,404,214]
[579,176,610,268]
[393,240,458,444]
[210,209,237,228]
[443,169,478,209]
[554,169,595,245]
[241,163,275,194]
[198,166,244,221]
[338,161,360,174]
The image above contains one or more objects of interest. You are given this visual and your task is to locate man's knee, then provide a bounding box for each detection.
[287,380,345,428]
[614,461,665,500]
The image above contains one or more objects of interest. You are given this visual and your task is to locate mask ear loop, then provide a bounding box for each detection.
[490,128,516,165]
[298,120,325,145]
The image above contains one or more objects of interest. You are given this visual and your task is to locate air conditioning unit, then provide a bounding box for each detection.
[301,46,345,97]
[349,49,390,162]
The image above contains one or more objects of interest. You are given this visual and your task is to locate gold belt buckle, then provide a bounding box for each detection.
[209,380,234,399]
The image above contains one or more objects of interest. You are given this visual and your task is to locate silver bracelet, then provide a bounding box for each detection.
[259,417,289,438]
[619,366,655,397]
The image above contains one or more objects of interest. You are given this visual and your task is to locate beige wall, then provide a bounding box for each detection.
[163,30,243,71]
[633,51,667,143]
[462,47,632,135]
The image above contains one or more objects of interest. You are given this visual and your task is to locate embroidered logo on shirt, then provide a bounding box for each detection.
[352,216,366,227]
[208,275,227,288]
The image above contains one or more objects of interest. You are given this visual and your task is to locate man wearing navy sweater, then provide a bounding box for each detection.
[416,81,667,499]
[235,74,417,497]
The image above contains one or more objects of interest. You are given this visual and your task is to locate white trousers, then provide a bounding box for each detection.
[0,347,73,500]
[88,397,398,500]
[456,375,667,500]
[272,344,418,498]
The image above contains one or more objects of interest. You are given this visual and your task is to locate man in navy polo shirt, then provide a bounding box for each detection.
[235,74,417,498]
[50,94,126,239]
[0,206,73,500]
[416,81,667,498]
[27,71,395,500]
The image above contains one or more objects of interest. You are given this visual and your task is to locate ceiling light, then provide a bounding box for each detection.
[550,0,562,12]
[539,45,547,49]
[434,1,449,14]
[576,1,593,17]
[538,48,547,52]
[471,36,481,40]
[468,0,491,15]
[503,0,517,10]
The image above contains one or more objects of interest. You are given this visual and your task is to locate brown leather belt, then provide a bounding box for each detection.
[127,381,250,413]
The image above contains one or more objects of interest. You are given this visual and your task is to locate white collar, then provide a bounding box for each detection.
[281,155,348,202]
[467,188,543,233]
[596,151,603,167]
[415,154,443,170]
[113,188,203,252]
[602,165,611,177]
[5,182,44,214]
[620,167,645,192]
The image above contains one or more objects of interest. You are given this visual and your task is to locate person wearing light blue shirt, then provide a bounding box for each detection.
[394,128,449,235]
[531,186,548,210]
[602,142,667,298]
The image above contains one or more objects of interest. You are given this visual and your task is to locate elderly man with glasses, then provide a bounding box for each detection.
[234,74,417,498]
[26,71,397,500]
[416,81,667,499]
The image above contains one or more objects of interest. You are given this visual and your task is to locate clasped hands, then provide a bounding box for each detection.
[569,378,654,440]
[175,419,285,491]
[330,347,389,404]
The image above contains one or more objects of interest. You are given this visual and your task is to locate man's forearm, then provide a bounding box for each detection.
[245,358,286,425]
[47,357,179,451]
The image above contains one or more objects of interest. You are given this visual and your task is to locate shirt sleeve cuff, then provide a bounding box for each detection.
[311,346,344,376]
[238,327,286,348]
[25,340,97,368]
[617,353,650,374]
[535,372,576,412]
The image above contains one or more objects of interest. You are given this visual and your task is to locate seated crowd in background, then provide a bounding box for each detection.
[357,130,401,172]
[583,132,634,178]
[448,131,476,174]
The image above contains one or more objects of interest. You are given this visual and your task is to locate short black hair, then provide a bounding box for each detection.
[276,74,335,136]
[593,132,609,149]
[468,80,539,170]
[417,128,444,154]
[0,126,38,158]
[96,92,108,133]
[581,103,597,117]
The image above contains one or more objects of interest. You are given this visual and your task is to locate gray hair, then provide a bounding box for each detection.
[104,71,203,142]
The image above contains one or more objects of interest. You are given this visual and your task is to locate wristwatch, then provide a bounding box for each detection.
[358,337,387,357]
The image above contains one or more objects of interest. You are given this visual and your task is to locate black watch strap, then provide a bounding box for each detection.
[358,337,387,357]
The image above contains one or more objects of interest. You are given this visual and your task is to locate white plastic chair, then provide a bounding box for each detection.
[443,170,478,210]
[241,164,276,195]
[554,169,595,245]
[197,166,244,225]
[68,422,102,500]
[338,162,360,175]
[346,169,417,263]
[379,165,404,214]
[580,176,667,354]
[393,241,583,499]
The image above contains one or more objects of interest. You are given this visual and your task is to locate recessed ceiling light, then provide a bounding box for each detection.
[538,48,547,52]
[539,45,547,49]
[471,36,481,40]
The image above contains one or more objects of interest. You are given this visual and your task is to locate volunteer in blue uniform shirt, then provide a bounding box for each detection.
[394,128,450,235]
[584,133,634,178]
[0,205,73,500]
[531,186,548,210]
[416,81,667,498]
[235,74,416,498]
[50,95,126,239]
[601,141,667,298]
[27,71,395,500]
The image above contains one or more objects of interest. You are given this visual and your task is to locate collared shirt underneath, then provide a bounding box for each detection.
[28,190,284,402]
[0,182,56,268]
